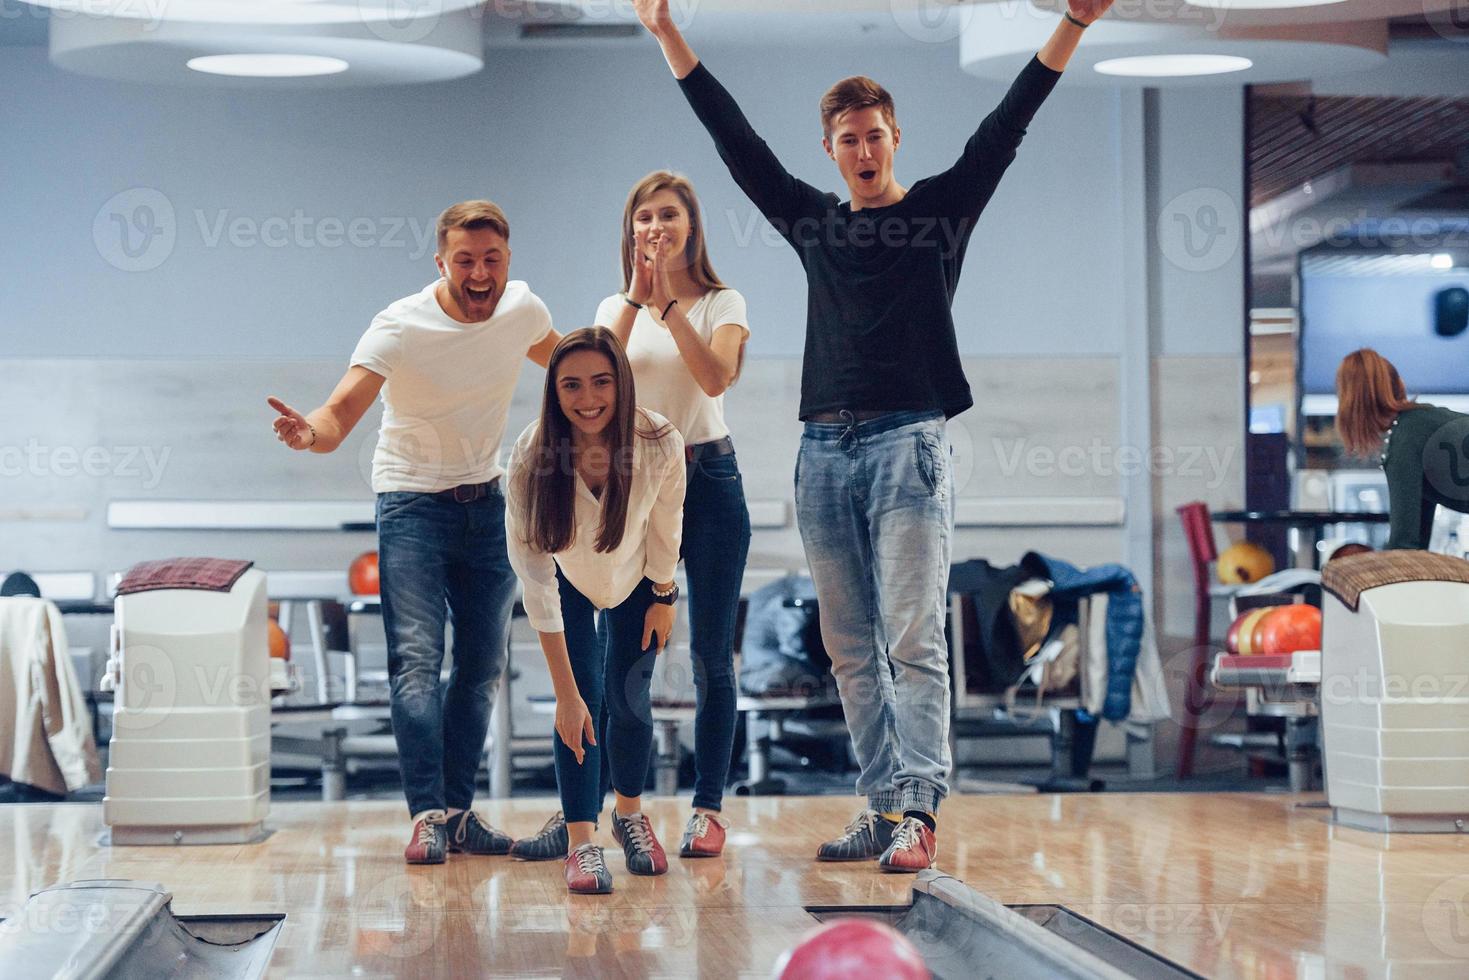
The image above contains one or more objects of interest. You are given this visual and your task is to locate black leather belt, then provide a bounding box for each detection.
[434,479,499,503]
[806,409,896,423]
[685,436,735,463]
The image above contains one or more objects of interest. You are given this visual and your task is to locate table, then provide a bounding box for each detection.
[1212,510,1389,568]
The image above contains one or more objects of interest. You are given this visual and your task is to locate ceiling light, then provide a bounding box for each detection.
[186,53,349,77]
[1094,54,1254,77]
[1432,254,1454,270]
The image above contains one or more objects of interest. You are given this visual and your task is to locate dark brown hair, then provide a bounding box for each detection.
[1336,348,1418,457]
[820,76,897,140]
[436,200,510,253]
[524,328,672,555]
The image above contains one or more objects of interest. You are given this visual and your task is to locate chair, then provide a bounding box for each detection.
[1175,501,1244,778]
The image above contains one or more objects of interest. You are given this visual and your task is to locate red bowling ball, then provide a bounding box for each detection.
[774,918,930,980]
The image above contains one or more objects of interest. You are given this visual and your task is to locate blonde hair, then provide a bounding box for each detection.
[1335,348,1418,457]
[436,200,510,253]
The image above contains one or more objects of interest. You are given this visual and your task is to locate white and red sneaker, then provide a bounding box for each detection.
[878,817,937,873]
[679,811,730,858]
[404,810,448,865]
[565,843,613,895]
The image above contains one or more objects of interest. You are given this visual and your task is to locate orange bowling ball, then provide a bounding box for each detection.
[1233,608,1275,656]
[1258,604,1322,654]
[349,551,380,596]
[268,618,290,660]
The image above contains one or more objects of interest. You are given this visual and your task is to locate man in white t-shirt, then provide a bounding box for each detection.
[269,200,560,864]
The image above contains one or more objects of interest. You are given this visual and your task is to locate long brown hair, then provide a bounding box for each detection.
[1336,348,1418,457]
[523,328,672,555]
[620,171,725,294]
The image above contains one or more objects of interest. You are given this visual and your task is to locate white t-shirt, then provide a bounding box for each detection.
[352,280,552,493]
[504,411,686,634]
[594,289,749,447]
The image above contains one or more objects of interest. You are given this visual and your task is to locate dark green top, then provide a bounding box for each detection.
[1380,404,1469,549]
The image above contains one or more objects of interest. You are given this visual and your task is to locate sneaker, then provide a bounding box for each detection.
[679,811,729,858]
[565,843,613,895]
[510,811,569,862]
[878,817,937,873]
[446,809,512,856]
[404,809,448,865]
[610,811,668,876]
[816,809,896,862]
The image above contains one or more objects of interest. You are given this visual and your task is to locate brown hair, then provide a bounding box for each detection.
[620,171,725,294]
[523,328,673,555]
[1336,348,1418,457]
[820,76,897,140]
[436,200,510,253]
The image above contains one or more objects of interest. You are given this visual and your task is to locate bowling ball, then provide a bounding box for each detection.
[1234,608,1275,656]
[349,551,380,596]
[1328,542,1373,562]
[774,919,930,980]
[1258,604,1322,655]
[268,618,290,660]
[1218,541,1275,585]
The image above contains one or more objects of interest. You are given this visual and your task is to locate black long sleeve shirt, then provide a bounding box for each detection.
[1381,403,1469,549]
[678,56,1062,420]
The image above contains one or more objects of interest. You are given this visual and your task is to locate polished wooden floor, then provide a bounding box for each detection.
[4,792,1469,978]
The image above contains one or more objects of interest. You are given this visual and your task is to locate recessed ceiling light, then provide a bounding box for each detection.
[186,53,350,77]
[1094,55,1254,78]
[1431,254,1454,270]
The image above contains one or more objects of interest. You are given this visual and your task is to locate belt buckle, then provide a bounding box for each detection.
[452,484,476,504]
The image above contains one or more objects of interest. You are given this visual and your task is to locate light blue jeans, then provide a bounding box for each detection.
[795,410,953,815]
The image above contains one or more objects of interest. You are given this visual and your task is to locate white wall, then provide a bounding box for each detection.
[0,41,1128,360]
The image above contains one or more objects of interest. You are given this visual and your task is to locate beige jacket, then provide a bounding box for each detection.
[0,598,102,796]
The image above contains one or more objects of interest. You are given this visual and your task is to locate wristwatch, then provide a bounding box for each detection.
[651,581,679,605]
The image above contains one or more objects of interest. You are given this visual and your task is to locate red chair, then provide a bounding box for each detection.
[1176,501,1230,779]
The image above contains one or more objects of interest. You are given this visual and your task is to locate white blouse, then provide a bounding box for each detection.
[504,410,686,633]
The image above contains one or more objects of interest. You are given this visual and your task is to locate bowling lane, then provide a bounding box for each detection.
[3,793,1469,977]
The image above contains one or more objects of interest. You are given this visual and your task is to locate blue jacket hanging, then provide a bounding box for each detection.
[1020,552,1144,721]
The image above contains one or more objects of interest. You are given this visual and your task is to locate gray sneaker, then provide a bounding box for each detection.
[510,810,569,862]
[816,809,896,862]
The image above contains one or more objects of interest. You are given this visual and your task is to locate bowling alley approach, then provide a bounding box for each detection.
[6,1,1469,978]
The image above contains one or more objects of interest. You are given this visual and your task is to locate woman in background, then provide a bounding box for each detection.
[1336,347,1469,550]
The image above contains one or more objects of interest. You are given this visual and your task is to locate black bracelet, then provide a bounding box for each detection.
[1064,11,1090,28]
[662,299,678,319]
[622,292,643,310]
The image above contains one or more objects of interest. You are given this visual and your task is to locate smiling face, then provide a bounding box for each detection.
[556,349,617,441]
[824,106,902,209]
[631,187,694,269]
[435,225,510,322]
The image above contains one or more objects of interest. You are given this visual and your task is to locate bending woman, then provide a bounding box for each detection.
[506,327,686,895]
[1337,347,1469,550]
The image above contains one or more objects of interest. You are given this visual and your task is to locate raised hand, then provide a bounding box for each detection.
[268,396,316,451]
[647,238,676,318]
[628,229,655,306]
[1068,0,1114,24]
[632,0,673,37]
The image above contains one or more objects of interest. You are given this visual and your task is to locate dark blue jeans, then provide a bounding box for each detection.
[377,488,518,817]
[557,570,658,825]
[681,452,751,812]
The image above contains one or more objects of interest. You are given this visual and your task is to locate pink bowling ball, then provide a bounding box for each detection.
[774,918,931,980]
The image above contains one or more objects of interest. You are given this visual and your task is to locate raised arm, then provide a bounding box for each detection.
[1038,0,1113,72]
[634,0,818,229]
[634,0,698,79]
[268,365,383,455]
